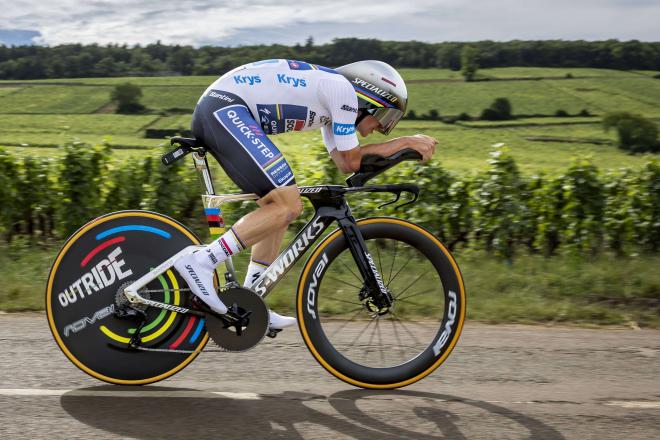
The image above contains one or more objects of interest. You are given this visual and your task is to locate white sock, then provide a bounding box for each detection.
[244,259,269,288]
[206,227,245,267]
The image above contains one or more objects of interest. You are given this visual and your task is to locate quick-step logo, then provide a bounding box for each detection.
[58,247,133,308]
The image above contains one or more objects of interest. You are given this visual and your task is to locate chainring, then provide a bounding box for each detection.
[206,287,269,352]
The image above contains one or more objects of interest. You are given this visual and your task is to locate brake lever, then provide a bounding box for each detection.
[377,191,402,209]
[394,190,419,210]
[377,185,420,210]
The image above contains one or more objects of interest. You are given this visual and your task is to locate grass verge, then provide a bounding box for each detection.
[2,240,657,327]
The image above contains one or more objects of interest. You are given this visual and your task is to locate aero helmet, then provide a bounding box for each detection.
[335,60,407,135]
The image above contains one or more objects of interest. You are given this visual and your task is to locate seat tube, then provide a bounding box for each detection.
[193,151,239,284]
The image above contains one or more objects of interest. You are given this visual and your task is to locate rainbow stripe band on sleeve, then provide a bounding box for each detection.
[205,207,225,239]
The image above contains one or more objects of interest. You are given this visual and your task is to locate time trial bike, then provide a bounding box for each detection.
[46,137,466,389]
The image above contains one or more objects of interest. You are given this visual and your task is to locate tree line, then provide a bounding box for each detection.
[1,38,659,80]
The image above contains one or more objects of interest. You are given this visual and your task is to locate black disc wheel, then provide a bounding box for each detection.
[46,210,212,385]
[297,217,466,389]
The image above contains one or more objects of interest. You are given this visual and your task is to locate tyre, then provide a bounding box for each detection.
[297,217,466,389]
[46,210,210,385]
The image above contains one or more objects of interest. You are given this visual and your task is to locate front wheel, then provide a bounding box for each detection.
[297,217,466,389]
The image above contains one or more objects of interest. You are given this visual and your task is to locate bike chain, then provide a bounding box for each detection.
[133,345,230,354]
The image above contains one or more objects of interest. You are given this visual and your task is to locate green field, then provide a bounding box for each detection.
[1,66,658,173]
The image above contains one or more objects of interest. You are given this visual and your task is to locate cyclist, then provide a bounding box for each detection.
[174,59,437,330]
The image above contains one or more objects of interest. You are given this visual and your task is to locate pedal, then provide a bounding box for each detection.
[266,329,282,339]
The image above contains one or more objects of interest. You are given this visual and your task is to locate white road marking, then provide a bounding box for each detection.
[0,388,260,400]
[605,401,660,409]
[1,389,657,409]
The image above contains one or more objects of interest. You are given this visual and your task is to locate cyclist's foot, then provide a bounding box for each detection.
[268,310,296,330]
[173,249,227,315]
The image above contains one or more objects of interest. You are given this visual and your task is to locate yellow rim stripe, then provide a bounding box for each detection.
[46,211,209,385]
[140,270,180,343]
[296,217,466,389]
[100,325,130,343]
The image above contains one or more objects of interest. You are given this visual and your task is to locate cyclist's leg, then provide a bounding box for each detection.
[186,90,302,325]
[192,90,303,246]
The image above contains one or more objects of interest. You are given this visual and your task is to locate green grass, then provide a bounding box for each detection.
[3,241,657,327]
[408,77,660,117]
[3,119,657,173]
[0,76,219,86]
[479,67,651,79]
[0,114,159,135]
[457,116,601,127]
[140,86,206,110]
[0,85,113,114]
[0,68,658,173]
[147,115,193,130]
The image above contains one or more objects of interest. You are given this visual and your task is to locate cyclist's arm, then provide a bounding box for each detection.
[329,138,409,173]
[331,135,436,174]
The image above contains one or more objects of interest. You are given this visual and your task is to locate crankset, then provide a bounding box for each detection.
[205,287,269,352]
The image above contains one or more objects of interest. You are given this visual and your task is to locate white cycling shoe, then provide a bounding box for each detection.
[268,310,297,330]
[173,249,228,315]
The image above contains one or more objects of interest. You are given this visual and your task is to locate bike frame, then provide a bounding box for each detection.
[124,150,413,312]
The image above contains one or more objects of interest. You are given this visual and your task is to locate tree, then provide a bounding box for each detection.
[460,45,479,82]
[111,82,146,114]
[480,98,513,120]
[602,112,659,153]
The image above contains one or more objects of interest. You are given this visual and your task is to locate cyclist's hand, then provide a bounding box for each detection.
[404,134,437,162]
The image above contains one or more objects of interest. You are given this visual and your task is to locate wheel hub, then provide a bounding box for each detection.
[360,286,393,316]
[114,281,150,317]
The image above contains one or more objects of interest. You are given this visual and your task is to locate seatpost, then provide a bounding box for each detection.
[191,151,239,286]
[192,151,215,196]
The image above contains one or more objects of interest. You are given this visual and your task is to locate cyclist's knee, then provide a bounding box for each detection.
[285,197,304,223]
[260,185,303,226]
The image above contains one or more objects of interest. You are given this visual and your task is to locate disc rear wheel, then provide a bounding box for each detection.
[46,210,211,385]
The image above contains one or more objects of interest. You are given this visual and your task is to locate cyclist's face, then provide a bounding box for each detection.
[356,114,382,137]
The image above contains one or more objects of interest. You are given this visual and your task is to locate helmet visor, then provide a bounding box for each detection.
[371,108,404,135]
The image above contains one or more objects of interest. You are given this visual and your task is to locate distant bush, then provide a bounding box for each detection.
[457,112,471,121]
[555,109,569,117]
[565,73,574,79]
[111,82,146,114]
[480,97,513,121]
[579,109,592,117]
[404,109,441,121]
[602,112,660,153]
[653,73,660,79]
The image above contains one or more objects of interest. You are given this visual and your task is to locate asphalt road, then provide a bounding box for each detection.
[1,313,659,439]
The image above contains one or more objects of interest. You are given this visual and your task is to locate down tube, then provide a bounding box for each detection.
[250,213,336,298]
